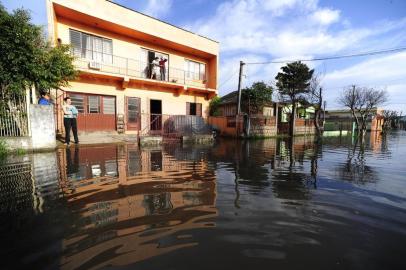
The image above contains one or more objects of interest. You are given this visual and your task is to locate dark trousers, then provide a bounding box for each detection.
[160,67,166,80]
[64,118,79,144]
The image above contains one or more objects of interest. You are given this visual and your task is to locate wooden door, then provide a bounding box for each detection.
[126,97,141,131]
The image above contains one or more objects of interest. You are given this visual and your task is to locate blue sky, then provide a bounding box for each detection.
[3,0,406,111]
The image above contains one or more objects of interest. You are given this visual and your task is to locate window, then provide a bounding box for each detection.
[224,105,236,116]
[187,102,202,116]
[190,103,196,115]
[103,97,115,114]
[227,117,236,128]
[263,107,273,116]
[88,96,100,113]
[69,29,113,63]
[185,60,206,81]
[69,94,85,113]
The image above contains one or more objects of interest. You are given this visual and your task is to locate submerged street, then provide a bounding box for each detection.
[1,132,406,270]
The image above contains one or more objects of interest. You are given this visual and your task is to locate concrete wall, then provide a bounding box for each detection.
[2,137,32,151]
[32,151,60,203]
[29,105,56,149]
[2,105,56,151]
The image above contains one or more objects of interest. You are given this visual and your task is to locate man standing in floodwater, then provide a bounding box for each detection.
[62,97,79,146]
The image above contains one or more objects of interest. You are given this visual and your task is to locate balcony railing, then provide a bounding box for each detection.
[72,49,208,88]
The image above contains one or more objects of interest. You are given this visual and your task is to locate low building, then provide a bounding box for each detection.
[325,108,384,132]
[209,91,315,137]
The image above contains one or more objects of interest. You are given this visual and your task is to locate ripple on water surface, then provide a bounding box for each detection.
[0,132,406,270]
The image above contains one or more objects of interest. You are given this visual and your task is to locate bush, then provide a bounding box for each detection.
[209,96,221,116]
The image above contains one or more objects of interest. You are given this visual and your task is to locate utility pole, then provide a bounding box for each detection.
[323,100,327,127]
[236,61,245,115]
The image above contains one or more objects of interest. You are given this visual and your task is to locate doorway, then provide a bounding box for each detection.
[141,48,169,81]
[150,99,162,132]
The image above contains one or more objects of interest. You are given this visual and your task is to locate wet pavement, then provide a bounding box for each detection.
[0,132,406,270]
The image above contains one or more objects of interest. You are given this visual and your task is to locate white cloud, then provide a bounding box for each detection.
[310,8,340,25]
[184,0,406,111]
[324,52,406,111]
[141,0,173,18]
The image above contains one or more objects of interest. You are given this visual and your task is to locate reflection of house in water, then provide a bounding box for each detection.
[211,137,316,200]
[57,145,217,269]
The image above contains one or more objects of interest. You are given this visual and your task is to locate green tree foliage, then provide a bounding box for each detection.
[275,61,314,136]
[0,3,77,102]
[241,81,273,114]
[209,96,221,116]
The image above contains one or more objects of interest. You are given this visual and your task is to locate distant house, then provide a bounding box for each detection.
[325,108,384,132]
[209,90,316,137]
[217,91,275,117]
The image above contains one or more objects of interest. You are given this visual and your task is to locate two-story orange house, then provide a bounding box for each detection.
[46,0,219,135]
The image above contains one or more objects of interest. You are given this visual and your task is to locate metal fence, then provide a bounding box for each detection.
[0,95,29,137]
[140,114,212,137]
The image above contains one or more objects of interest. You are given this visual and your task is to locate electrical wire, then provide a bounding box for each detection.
[244,46,406,65]
[218,68,240,89]
[324,78,406,91]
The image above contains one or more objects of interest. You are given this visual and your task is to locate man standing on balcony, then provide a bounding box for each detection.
[150,57,160,80]
[159,56,167,81]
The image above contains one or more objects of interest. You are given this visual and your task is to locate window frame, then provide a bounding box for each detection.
[69,29,113,64]
[184,59,206,81]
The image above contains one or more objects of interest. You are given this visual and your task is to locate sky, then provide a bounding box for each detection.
[3,0,406,111]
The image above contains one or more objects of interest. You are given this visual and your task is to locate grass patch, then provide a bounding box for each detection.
[0,140,27,161]
[16,148,27,155]
[0,140,8,158]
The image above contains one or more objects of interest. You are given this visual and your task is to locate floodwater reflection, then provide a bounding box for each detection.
[57,145,217,269]
[1,132,406,270]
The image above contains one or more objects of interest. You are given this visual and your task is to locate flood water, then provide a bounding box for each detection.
[1,132,406,270]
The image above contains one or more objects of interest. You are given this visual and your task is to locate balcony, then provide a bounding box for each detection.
[72,49,212,91]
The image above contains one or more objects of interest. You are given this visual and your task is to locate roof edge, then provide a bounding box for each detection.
[105,0,219,44]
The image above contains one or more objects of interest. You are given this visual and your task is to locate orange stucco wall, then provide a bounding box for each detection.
[63,80,211,116]
[47,0,219,133]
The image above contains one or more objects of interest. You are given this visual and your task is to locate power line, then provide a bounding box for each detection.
[245,46,406,65]
[324,78,406,91]
[218,69,239,89]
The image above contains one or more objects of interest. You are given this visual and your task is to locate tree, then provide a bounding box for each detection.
[382,110,401,131]
[338,86,388,136]
[275,61,314,137]
[0,4,77,106]
[357,87,388,134]
[209,96,221,116]
[338,85,361,133]
[306,73,324,136]
[241,81,273,114]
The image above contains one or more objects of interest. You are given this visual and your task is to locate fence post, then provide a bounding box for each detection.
[26,88,32,136]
